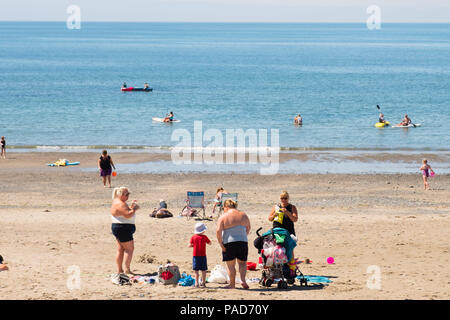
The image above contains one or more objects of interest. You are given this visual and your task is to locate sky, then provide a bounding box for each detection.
[0,0,449,22]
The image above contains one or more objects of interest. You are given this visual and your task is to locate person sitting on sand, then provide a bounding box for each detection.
[150,199,173,218]
[397,114,412,126]
[163,112,174,122]
[420,159,435,190]
[111,187,140,275]
[212,187,227,214]
[294,114,302,125]
[0,255,8,271]
[216,199,251,289]
[98,150,116,188]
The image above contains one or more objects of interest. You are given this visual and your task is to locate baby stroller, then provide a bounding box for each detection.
[254,227,307,289]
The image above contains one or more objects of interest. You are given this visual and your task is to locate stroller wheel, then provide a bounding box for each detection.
[278,281,288,289]
[265,279,273,287]
[287,277,295,285]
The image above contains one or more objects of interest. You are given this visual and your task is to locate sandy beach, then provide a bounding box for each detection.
[0,152,449,300]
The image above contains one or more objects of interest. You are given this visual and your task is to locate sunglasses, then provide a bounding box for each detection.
[280,197,288,200]
[123,192,130,196]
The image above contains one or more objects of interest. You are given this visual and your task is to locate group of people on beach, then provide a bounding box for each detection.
[109,187,298,289]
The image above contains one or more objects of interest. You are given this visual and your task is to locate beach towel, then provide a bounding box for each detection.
[297,275,332,284]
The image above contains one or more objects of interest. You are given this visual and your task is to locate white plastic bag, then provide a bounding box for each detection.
[207,265,229,284]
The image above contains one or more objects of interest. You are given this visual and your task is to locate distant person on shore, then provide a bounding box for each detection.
[188,222,211,287]
[163,111,174,122]
[98,150,116,188]
[1,136,5,159]
[111,187,140,275]
[216,199,251,289]
[397,114,412,126]
[294,114,302,125]
[268,191,298,276]
[420,159,434,190]
[0,255,8,272]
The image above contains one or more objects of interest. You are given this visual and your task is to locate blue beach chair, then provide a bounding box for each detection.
[180,191,208,220]
[218,193,238,216]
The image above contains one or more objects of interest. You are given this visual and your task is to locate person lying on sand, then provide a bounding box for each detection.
[0,255,8,271]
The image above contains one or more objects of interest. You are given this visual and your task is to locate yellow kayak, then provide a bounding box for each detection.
[375,121,390,128]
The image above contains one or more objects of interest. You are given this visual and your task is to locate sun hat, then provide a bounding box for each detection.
[194,223,207,234]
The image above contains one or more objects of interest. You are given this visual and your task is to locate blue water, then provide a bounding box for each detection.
[1,22,450,150]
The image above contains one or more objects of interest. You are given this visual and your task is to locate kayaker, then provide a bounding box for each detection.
[294,114,302,125]
[122,82,127,89]
[379,113,386,123]
[163,112,174,122]
[144,82,149,89]
[397,114,412,126]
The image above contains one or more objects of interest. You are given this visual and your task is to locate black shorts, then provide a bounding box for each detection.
[112,223,136,243]
[222,241,248,262]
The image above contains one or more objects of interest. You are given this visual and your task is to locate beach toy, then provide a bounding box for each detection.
[112,171,117,177]
[430,171,435,177]
[327,257,335,264]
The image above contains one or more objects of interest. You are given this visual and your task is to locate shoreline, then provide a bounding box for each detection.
[1,151,449,174]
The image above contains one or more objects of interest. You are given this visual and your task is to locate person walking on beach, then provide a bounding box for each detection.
[98,150,116,188]
[1,136,6,159]
[216,199,251,289]
[420,159,434,190]
[268,191,298,275]
[111,187,139,275]
[188,223,211,287]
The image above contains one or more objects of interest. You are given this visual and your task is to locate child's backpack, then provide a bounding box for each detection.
[158,263,181,285]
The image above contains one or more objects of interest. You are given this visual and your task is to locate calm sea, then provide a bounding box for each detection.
[1,22,449,151]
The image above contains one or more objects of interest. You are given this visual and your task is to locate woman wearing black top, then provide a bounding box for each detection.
[1,136,6,159]
[268,191,298,275]
[98,150,116,188]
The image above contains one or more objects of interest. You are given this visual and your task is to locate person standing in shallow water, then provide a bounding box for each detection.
[1,136,6,159]
[98,150,116,188]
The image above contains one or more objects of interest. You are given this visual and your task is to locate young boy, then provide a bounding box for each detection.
[188,223,211,287]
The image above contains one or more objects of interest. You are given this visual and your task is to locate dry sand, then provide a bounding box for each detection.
[0,152,449,300]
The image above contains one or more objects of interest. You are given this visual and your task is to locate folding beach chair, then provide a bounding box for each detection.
[217,193,238,216]
[180,191,208,220]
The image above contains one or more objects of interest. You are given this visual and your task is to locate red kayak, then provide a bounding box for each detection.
[121,87,152,92]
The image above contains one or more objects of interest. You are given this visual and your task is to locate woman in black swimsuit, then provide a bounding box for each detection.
[98,150,116,188]
[1,136,5,159]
